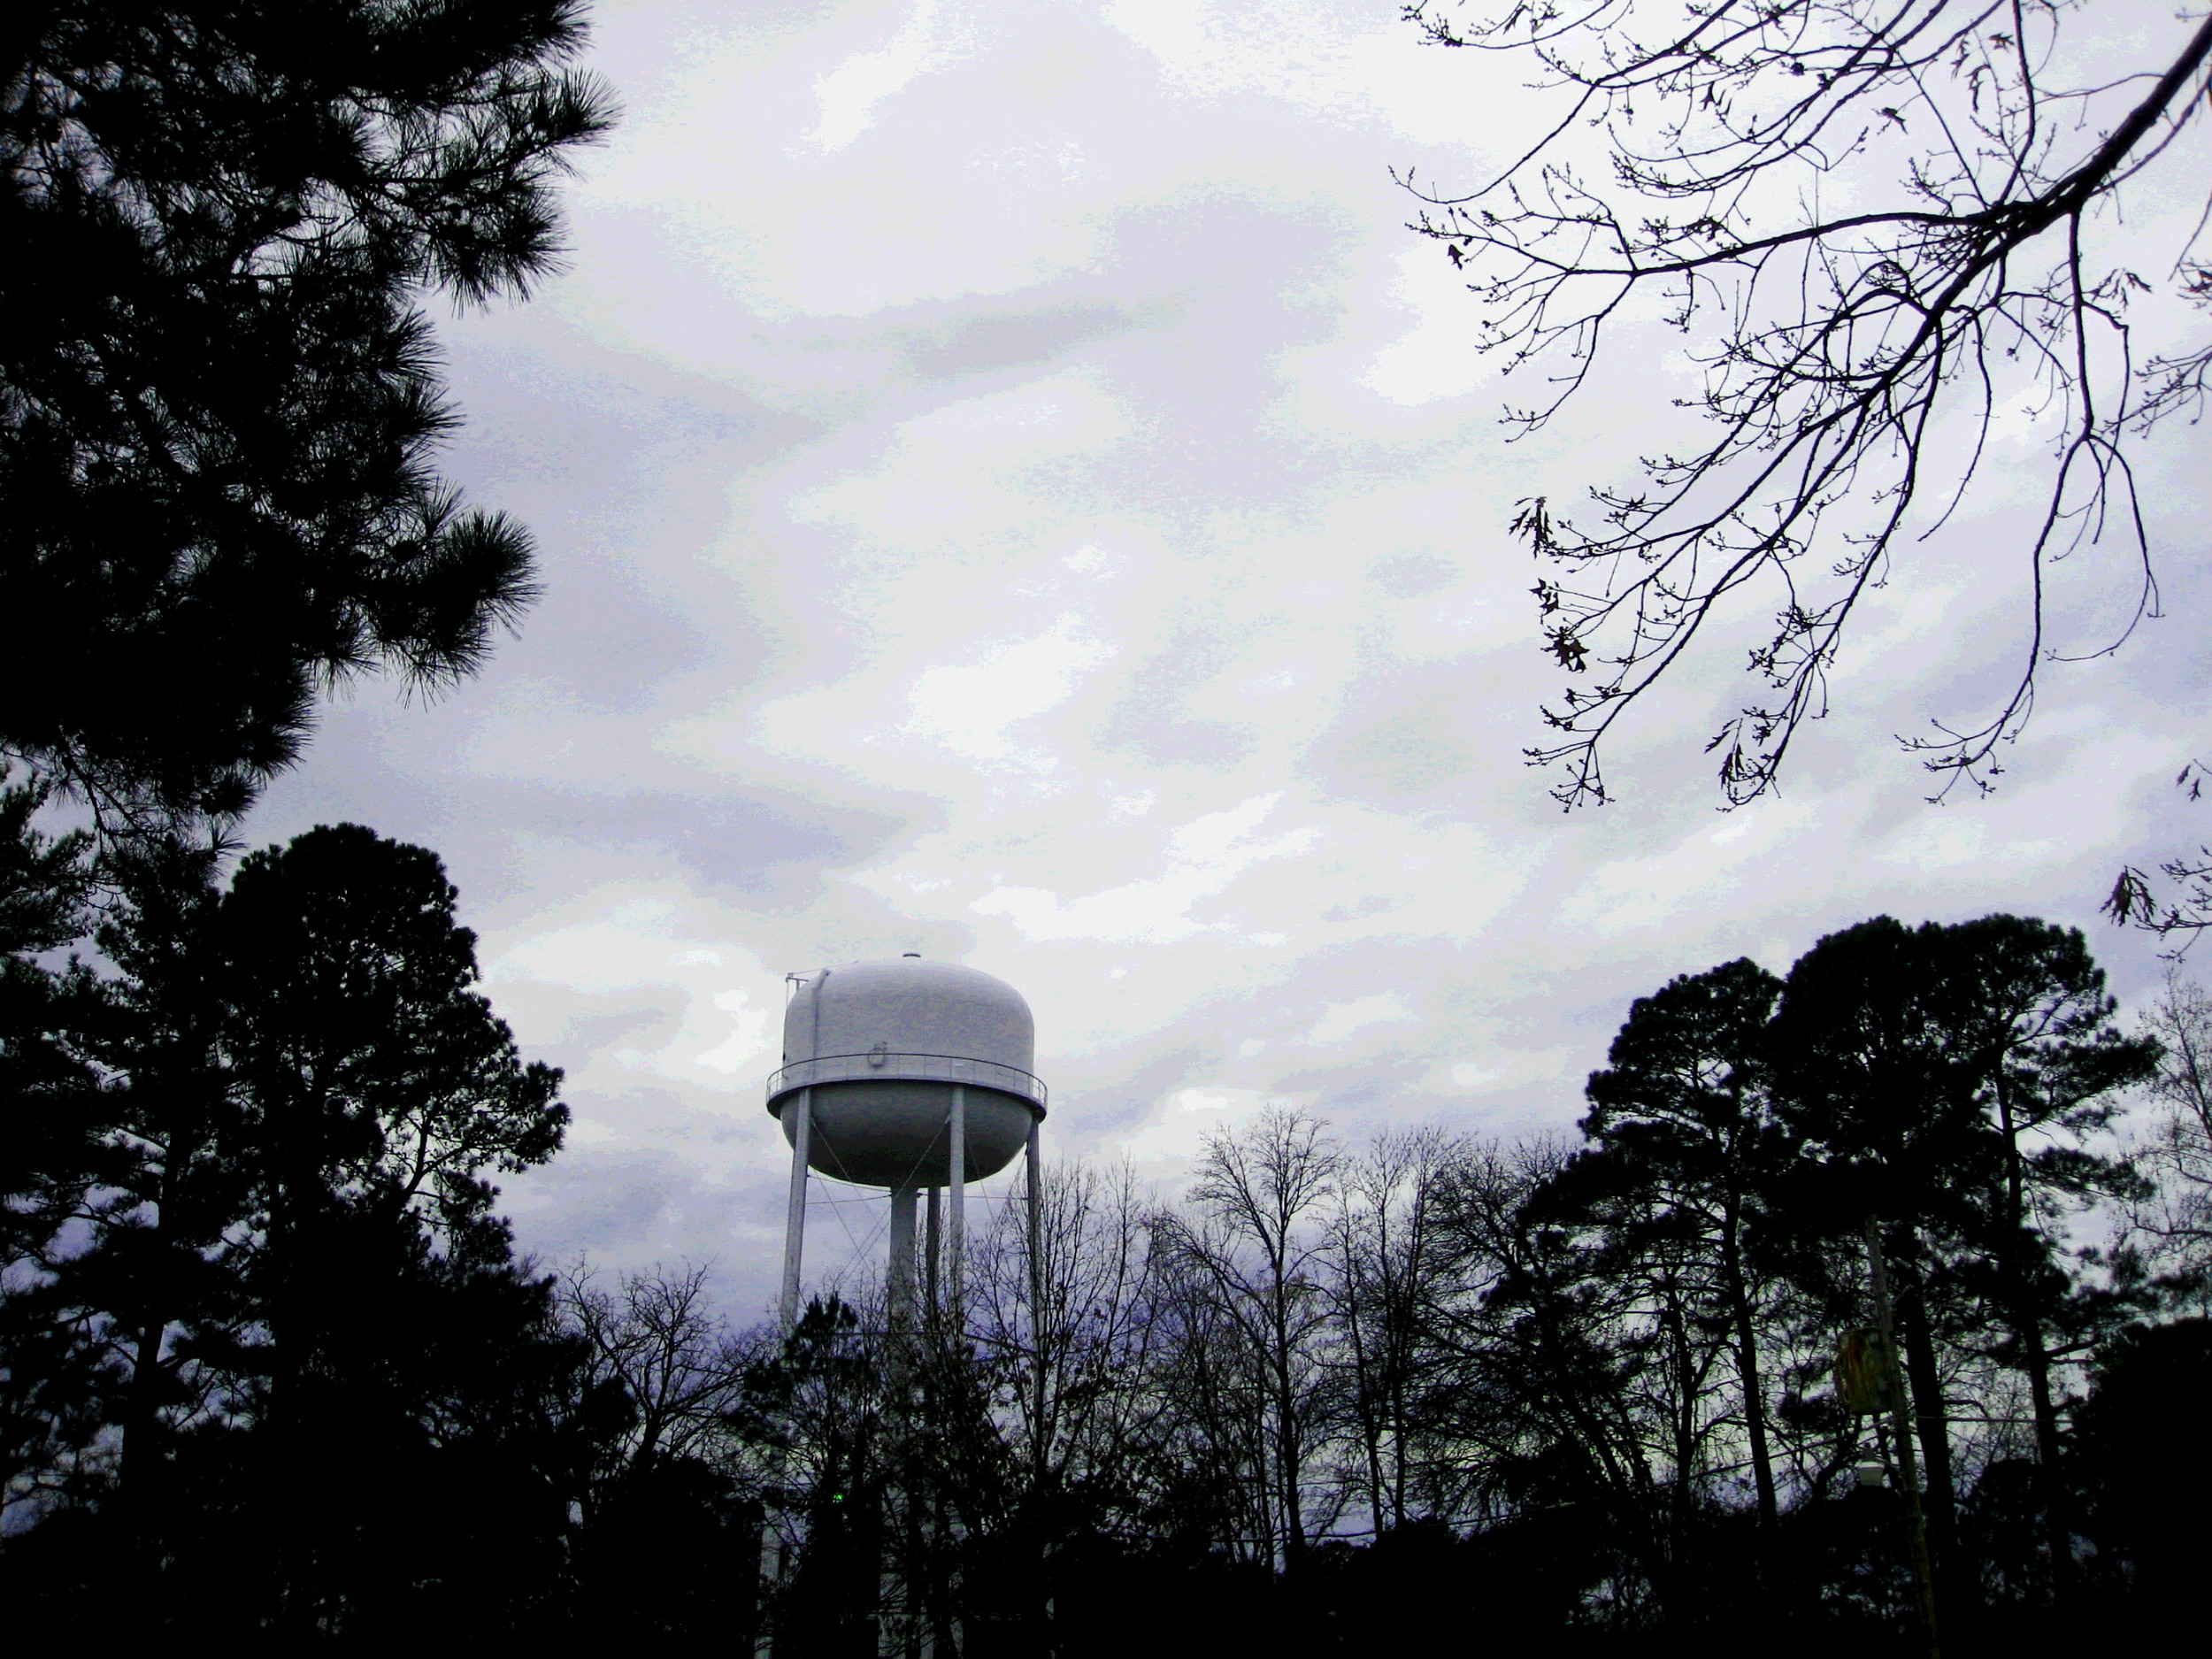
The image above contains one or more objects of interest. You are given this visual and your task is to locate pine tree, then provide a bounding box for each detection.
[1766,915,2154,1618]
[2,4,613,831]
[1554,958,1793,1532]
[0,770,102,1519]
[2,822,581,1634]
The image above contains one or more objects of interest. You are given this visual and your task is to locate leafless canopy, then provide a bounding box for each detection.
[1402,0,2212,807]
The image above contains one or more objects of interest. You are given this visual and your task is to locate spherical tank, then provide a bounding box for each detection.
[765,955,1046,1188]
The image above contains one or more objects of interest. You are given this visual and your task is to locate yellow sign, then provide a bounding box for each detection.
[1837,1327,1896,1415]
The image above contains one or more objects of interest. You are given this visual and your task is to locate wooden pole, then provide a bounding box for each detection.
[1866,1217,1941,1659]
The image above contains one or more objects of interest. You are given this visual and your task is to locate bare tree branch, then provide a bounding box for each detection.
[1402,0,2212,806]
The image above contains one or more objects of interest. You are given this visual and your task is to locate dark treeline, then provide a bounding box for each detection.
[5,786,2208,1651]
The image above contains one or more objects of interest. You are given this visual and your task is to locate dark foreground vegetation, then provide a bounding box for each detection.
[4,781,2208,1652]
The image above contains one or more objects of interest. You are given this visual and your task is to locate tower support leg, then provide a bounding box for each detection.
[948,1086,966,1326]
[1026,1118,1044,1447]
[1025,1119,1043,1318]
[754,1511,782,1659]
[888,1181,918,1329]
[780,1089,811,1331]
[882,1179,920,1659]
[925,1185,941,1317]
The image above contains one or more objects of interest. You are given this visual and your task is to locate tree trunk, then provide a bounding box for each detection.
[2018,1315,2070,1591]
[114,1111,198,1606]
[1993,1079,2074,1599]
[1388,1371,1409,1531]
[1722,1212,1778,1529]
[1336,1224,1388,1537]
[114,1310,172,1617]
[1663,1294,1697,1594]
[1274,1346,1306,1571]
[1357,1369,1386,1539]
[1894,1262,1962,1609]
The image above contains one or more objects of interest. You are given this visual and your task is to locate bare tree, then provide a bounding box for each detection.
[2107,810,2212,946]
[2133,973,2212,1301]
[1403,0,2212,808]
[750,1295,894,1655]
[1425,1137,1683,1609]
[1326,1127,1458,1535]
[967,1160,1179,1534]
[557,1261,752,1502]
[1169,1108,1344,1570]
[1148,1232,1283,1562]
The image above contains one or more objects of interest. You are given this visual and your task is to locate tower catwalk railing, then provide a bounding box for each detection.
[766,1052,1048,1109]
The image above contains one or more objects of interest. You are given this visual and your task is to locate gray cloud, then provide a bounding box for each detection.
[898,302,1148,380]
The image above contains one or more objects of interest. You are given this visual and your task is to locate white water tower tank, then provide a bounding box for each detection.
[765,955,1046,1187]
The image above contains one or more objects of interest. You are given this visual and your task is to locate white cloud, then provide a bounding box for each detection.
[1307,992,1417,1044]
[1363,245,1495,405]
[972,795,1323,943]
[1103,0,1526,149]
[809,0,975,152]
[1560,800,1828,940]
[1118,1085,1273,1167]
[904,614,1118,767]
[487,894,777,1101]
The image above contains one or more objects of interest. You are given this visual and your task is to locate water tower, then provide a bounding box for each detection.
[767,954,1047,1326]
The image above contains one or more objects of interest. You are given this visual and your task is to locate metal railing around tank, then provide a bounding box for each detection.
[764,1050,1048,1110]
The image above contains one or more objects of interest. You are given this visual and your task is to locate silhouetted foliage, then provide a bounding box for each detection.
[0,769,100,1510]
[2131,972,2212,1294]
[1550,957,1792,1532]
[2073,1318,2212,1632]
[1,2,613,833]
[1765,914,2155,1616]
[0,820,584,1637]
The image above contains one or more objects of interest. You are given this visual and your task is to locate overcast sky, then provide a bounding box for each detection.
[252,0,2212,1318]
